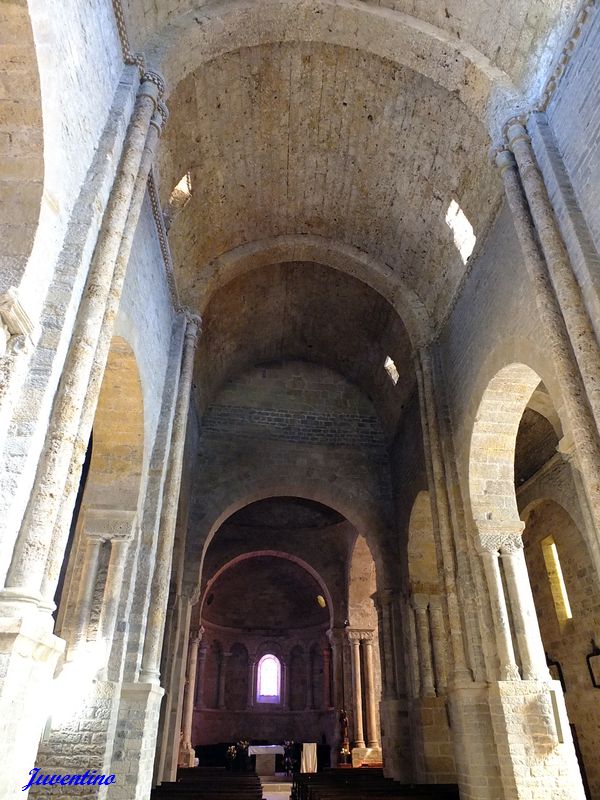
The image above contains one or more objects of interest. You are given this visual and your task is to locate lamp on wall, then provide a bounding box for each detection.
[585,639,600,688]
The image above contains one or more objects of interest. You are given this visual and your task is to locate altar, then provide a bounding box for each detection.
[248,744,285,776]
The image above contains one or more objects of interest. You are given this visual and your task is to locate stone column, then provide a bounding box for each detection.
[495,149,600,578]
[379,590,398,699]
[348,631,365,748]
[428,595,447,694]
[139,313,201,683]
[323,645,332,708]
[477,534,520,681]
[40,100,169,612]
[180,629,201,766]
[411,595,436,697]
[0,72,165,615]
[195,642,207,708]
[97,536,131,660]
[415,349,471,685]
[247,655,257,709]
[407,605,420,698]
[327,628,345,711]
[362,634,380,748]
[69,533,103,654]
[507,122,600,432]
[500,537,549,681]
[217,651,231,709]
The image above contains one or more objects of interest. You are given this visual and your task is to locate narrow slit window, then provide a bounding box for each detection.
[256,654,281,704]
[445,199,476,263]
[541,536,573,625]
[384,356,399,385]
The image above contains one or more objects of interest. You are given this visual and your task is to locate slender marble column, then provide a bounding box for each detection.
[507,122,600,432]
[40,101,169,610]
[97,536,131,651]
[182,631,201,748]
[348,632,365,747]
[478,544,520,681]
[407,605,421,698]
[428,595,447,694]
[412,595,436,697]
[362,634,380,748]
[1,73,164,611]
[139,313,201,682]
[195,642,207,708]
[495,149,600,578]
[69,535,103,654]
[327,628,345,711]
[217,651,231,709]
[501,538,549,681]
[323,646,332,708]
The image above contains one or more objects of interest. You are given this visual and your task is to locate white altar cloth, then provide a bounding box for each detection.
[248,745,285,755]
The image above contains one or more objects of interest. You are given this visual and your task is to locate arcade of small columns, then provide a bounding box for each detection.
[177,625,382,763]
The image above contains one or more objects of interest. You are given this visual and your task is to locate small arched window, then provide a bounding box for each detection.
[256,654,281,704]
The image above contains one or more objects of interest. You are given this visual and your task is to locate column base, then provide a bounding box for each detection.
[351,746,382,767]
[178,744,197,769]
[379,697,412,781]
[109,682,165,800]
[0,614,65,799]
[489,679,586,800]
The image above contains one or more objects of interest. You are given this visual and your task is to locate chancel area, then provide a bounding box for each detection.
[2,0,600,799]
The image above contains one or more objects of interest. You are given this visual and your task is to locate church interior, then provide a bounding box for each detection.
[1,0,600,798]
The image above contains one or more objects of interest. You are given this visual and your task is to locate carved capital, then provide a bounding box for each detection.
[411,593,430,612]
[346,628,374,643]
[506,121,531,149]
[141,69,166,99]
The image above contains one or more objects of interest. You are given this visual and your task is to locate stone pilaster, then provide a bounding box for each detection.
[411,594,436,697]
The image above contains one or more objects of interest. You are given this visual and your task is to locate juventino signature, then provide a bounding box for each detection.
[22,769,117,791]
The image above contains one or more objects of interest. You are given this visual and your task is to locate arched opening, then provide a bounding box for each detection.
[256,654,282,705]
[469,362,586,794]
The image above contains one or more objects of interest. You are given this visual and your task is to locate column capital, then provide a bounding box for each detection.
[346,628,374,643]
[474,520,525,554]
[183,310,202,339]
[494,148,517,175]
[411,593,430,612]
[505,120,531,149]
[82,506,137,542]
[140,69,166,99]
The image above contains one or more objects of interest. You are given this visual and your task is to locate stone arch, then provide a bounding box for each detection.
[192,485,391,601]
[147,0,518,125]
[407,491,441,595]
[469,362,547,526]
[200,550,334,629]
[0,0,44,296]
[191,236,432,346]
